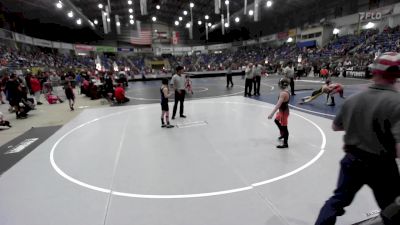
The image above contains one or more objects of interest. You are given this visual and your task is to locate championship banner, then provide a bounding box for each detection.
[277,32,289,40]
[96,46,117,52]
[75,44,96,51]
[118,48,134,52]
[14,33,33,45]
[172,31,179,45]
[288,28,297,37]
[33,38,52,48]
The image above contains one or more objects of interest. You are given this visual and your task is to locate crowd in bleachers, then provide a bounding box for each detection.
[0,26,399,79]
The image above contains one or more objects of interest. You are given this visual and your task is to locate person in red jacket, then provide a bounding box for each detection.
[114,83,129,104]
[30,75,42,105]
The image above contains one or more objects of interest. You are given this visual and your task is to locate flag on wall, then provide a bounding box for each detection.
[140,0,148,15]
[131,30,152,45]
[172,31,179,45]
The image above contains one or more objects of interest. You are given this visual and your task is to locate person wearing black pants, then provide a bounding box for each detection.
[171,66,187,119]
[244,63,254,97]
[283,62,295,96]
[226,64,233,88]
[253,64,262,96]
[315,52,400,225]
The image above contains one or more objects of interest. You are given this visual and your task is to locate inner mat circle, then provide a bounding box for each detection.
[50,101,326,199]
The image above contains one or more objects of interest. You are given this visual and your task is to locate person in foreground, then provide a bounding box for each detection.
[268,78,290,149]
[315,52,400,225]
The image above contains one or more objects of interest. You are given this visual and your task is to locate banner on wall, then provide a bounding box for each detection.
[277,32,289,40]
[96,46,117,52]
[0,29,13,40]
[232,41,243,47]
[61,42,74,50]
[259,34,276,43]
[135,48,153,53]
[288,29,297,37]
[172,31,179,45]
[161,47,173,53]
[192,46,205,51]
[118,48,134,52]
[75,44,95,51]
[14,33,33,45]
[33,38,52,48]
[52,42,61,49]
[244,39,258,46]
[208,43,232,50]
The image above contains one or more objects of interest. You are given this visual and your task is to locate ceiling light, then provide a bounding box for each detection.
[104,12,108,16]
[175,21,179,26]
[68,11,74,18]
[235,17,240,23]
[152,16,157,22]
[224,22,229,28]
[186,23,191,28]
[198,20,202,25]
[128,0,132,5]
[225,0,229,5]
[266,0,273,8]
[107,18,111,22]
[130,15,134,19]
[56,1,63,9]
[130,19,134,24]
[129,8,133,13]
[208,22,212,27]
[94,19,98,25]
[179,16,183,21]
[116,21,121,26]
[287,37,293,43]
[205,15,209,20]
[156,5,160,10]
[76,19,82,25]
[249,10,254,16]
[364,22,375,29]
[190,2,194,8]
[183,10,188,15]
[333,28,340,35]
[98,3,103,9]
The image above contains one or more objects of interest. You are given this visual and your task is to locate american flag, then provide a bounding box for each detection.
[131,30,152,45]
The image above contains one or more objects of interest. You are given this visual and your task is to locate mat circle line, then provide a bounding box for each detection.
[50,101,326,199]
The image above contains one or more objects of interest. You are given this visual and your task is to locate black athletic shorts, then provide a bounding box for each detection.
[161,102,169,111]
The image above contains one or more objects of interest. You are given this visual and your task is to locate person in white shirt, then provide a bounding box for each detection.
[170,66,186,119]
[253,63,262,96]
[244,63,254,97]
[283,61,295,95]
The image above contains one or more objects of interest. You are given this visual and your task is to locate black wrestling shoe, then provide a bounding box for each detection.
[161,124,167,128]
[166,125,175,128]
[276,144,289,149]
[180,115,186,118]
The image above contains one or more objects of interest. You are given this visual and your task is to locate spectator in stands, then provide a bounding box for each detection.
[30,74,43,105]
[114,83,129,104]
